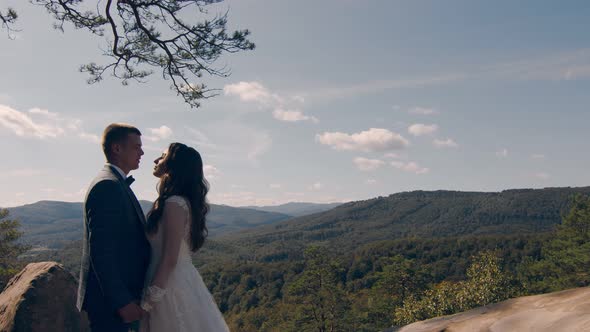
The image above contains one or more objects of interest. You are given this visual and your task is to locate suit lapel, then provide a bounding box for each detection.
[106,165,147,225]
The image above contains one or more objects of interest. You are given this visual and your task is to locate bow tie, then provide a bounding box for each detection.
[125,176,135,186]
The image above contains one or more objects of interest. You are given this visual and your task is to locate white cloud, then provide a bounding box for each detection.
[248,132,272,162]
[195,122,272,164]
[488,48,590,81]
[0,94,12,104]
[365,179,377,185]
[408,107,439,115]
[204,164,221,180]
[291,95,305,103]
[391,161,429,174]
[28,108,59,119]
[284,49,590,108]
[433,138,459,148]
[269,183,282,189]
[61,188,86,201]
[496,149,509,158]
[79,132,101,143]
[0,104,64,139]
[184,127,217,150]
[309,182,323,190]
[383,152,399,159]
[353,157,385,171]
[316,128,409,152]
[142,144,167,153]
[225,81,318,124]
[272,109,319,123]
[0,104,100,143]
[211,191,277,206]
[285,192,305,197]
[310,74,464,101]
[531,154,546,159]
[65,119,82,131]
[408,123,438,136]
[211,190,321,207]
[5,168,45,177]
[292,49,590,106]
[224,81,280,105]
[145,125,173,142]
[563,65,590,80]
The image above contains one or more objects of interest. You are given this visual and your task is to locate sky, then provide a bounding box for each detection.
[1,0,590,207]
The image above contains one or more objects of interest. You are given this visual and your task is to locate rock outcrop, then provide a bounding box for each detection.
[0,261,89,332]
[399,287,590,332]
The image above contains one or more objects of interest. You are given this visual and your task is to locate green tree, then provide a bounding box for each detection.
[394,281,463,325]
[395,251,513,325]
[0,209,30,289]
[3,1,254,108]
[287,246,351,332]
[460,251,512,307]
[519,194,590,292]
[365,255,427,329]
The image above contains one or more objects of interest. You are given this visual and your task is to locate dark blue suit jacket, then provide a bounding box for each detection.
[76,165,150,330]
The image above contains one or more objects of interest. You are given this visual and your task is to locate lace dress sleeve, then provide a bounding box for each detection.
[141,196,189,312]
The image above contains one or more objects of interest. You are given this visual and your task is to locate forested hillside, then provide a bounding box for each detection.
[214,187,590,260]
[13,187,590,331]
[6,201,291,248]
[200,192,590,331]
[245,202,342,217]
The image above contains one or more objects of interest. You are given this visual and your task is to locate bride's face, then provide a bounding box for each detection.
[153,149,169,178]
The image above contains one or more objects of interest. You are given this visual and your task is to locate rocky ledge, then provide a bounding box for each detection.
[0,262,89,332]
[399,286,590,332]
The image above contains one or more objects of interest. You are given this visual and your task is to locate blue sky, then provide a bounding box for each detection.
[1,0,590,207]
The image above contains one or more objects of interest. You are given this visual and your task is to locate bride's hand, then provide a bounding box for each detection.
[141,285,166,312]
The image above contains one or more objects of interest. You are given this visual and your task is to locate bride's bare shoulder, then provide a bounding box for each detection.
[165,195,189,211]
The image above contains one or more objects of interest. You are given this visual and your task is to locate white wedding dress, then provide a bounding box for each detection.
[140,195,230,332]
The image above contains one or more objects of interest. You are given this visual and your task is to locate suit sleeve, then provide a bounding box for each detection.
[86,180,135,311]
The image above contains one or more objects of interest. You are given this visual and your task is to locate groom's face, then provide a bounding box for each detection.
[114,133,144,172]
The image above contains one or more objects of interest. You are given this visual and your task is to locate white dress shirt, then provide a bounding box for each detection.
[106,163,128,179]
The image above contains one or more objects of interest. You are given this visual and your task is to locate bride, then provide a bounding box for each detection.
[140,142,229,331]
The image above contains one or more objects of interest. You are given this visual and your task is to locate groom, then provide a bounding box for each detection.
[77,123,151,332]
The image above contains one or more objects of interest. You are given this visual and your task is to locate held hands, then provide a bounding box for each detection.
[117,302,147,323]
[140,285,167,312]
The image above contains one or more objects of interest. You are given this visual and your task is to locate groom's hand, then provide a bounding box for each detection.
[117,303,146,323]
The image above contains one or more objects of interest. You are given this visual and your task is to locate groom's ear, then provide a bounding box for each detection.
[111,142,122,156]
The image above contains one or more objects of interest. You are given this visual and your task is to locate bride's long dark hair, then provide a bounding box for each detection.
[146,142,209,252]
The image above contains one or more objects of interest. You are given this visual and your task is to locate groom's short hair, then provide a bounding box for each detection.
[102,123,142,161]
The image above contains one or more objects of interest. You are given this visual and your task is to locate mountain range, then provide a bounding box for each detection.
[244,202,342,217]
[12,186,590,332]
[5,186,590,255]
[211,186,590,261]
[4,200,339,248]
